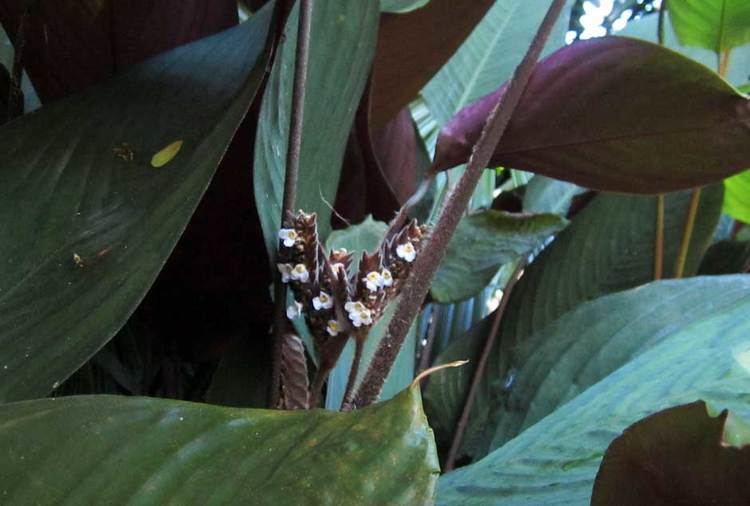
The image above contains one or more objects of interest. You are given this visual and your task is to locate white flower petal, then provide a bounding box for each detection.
[381,269,393,287]
[312,291,333,311]
[326,320,341,336]
[278,228,298,248]
[396,242,417,262]
[291,263,309,282]
[286,300,303,320]
[277,263,293,283]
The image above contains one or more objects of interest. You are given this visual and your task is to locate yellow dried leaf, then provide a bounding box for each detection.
[150,140,183,168]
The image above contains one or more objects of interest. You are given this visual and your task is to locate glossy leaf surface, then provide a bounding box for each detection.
[254,0,379,261]
[0,7,274,403]
[438,276,750,504]
[0,387,439,504]
[431,210,566,303]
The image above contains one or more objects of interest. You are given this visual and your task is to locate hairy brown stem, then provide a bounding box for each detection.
[341,338,365,411]
[350,0,569,408]
[444,262,524,471]
[269,0,315,408]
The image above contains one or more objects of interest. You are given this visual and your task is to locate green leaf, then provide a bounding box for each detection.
[254,0,379,263]
[620,11,750,85]
[668,0,750,54]
[592,401,750,505]
[498,187,723,362]
[431,210,566,303]
[0,7,274,403]
[421,0,572,126]
[426,187,723,462]
[0,387,439,504]
[380,0,430,13]
[437,276,750,505]
[724,170,750,223]
[523,176,584,215]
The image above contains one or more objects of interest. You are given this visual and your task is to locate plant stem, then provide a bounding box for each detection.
[718,50,731,78]
[657,0,668,46]
[269,0,315,408]
[654,194,664,279]
[673,189,701,278]
[350,0,569,409]
[417,306,440,373]
[444,262,524,472]
[341,338,364,410]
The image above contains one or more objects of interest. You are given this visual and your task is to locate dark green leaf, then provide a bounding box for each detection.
[0,387,439,503]
[427,187,723,462]
[668,0,750,53]
[431,210,566,303]
[254,0,379,262]
[437,276,750,505]
[0,7,274,403]
[592,401,750,506]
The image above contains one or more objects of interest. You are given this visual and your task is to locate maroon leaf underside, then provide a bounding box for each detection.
[592,401,750,506]
[434,37,750,193]
[0,0,238,102]
[370,0,493,129]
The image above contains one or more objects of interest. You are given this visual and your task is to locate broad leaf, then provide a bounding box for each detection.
[426,187,723,461]
[668,0,750,53]
[0,7,274,403]
[254,0,379,262]
[437,276,750,505]
[433,37,750,193]
[592,401,750,505]
[370,0,493,128]
[431,210,566,303]
[724,170,750,223]
[0,387,439,503]
[422,0,572,126]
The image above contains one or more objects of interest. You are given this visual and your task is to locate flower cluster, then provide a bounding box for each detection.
[277,210,428,350]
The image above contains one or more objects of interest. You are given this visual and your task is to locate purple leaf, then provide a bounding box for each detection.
[434,36,750,193]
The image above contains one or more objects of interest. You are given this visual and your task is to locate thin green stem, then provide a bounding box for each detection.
[673,189,701,278]
[654,194,664,280]
[269,0,315,408]
[657,0,668,46]
[350,0,569,409]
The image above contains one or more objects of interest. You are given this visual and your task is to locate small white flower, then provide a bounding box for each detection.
[286,300,303,320]
[345,301,366,314]
[326,319,341,336]
[396,242,417,262]
[357,308,373,326]
[381,268,393,287]
[312,291,333,310]
[363,271,383,292]
[278,228,298,247]
[277,263,293,283]
[290,263,309,283]
[331,262,347,276]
